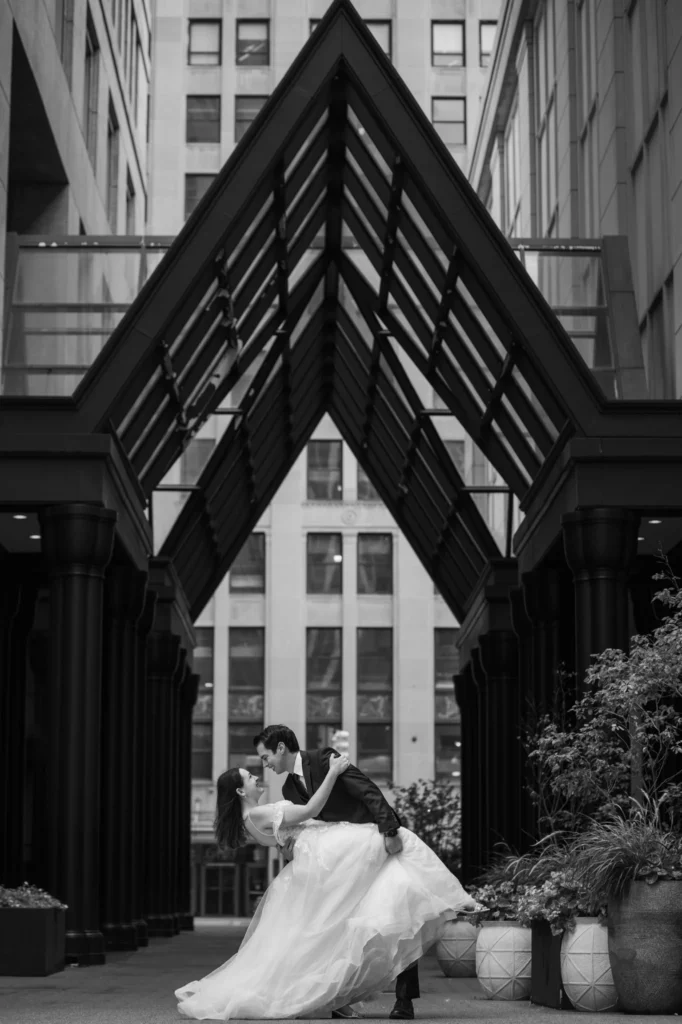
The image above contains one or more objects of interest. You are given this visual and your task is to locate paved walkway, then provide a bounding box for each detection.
[0,919,678,1023]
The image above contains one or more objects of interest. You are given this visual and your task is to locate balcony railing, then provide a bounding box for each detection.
[1,234,644,400]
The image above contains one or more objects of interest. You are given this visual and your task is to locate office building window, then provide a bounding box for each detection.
[191,626,214,779]
[307,440,343,500]
[479,21,498,67]
[229,533,265,593]
[83,12,99,167]
[435,629,461,781]
[357,628,392,782]
[236,20,269,65]
[184,174,215,219]
[186,96,221,143]
[432,97,466,146]
[357,463,380,501]
[188,20,222,66]
[357,534,393,594]
[366,21,392,60]
[57,0,75,84]
[235,95,268,142]
[306,628,342,749]
[180,438,214,484]
[106,99,120,230]
[307,534,343,594]
[228,628,265,772]
[431,22,465,67]
[125,171,135,234]
[535,0,557,234]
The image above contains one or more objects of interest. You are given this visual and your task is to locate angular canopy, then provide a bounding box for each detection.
[68,0,619,618]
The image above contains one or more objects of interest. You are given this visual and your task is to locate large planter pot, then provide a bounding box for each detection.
[475,920,532,1000]
[560,917,617,1012]
[530,921,572,1009]
[608,880,682,1014]
[435,919,478,978]
[0,907,65,976]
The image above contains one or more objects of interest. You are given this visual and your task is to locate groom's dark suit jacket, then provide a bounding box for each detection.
[282,747,401,834]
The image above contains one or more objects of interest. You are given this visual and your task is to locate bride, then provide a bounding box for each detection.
[176,753,475,1020]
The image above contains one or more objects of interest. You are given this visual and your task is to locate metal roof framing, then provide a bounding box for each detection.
[60,0,628,617]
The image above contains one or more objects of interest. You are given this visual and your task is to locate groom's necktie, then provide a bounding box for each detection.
[292,774,309,802]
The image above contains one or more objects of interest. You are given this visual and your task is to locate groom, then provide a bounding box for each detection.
[254,724,419,1021]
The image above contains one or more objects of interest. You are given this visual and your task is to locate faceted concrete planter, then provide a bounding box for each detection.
[0,907,65,976]
[560,917,617,1012]
[475,920,532,1000]
[608,881,682,1014]
[435,919,478,978]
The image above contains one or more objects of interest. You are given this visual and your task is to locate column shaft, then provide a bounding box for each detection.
[133,589,156,947]
[40,503,116,966]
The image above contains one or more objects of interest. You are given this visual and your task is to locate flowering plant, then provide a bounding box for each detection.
[0,882,67,909]
[466,879,529,924]
[389,778,461,873]
[516,869,605,935]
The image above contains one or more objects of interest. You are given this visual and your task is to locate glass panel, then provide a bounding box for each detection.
[307,440,343,500]
[181,438,214,485]
[357,463,380,501]
[228,693,265,720]
[228,724,263,773]
[235,95,268,143]
[479,21,497,67]
[357,694,393,720]
[357,627,392,690]
[228,627,265,690]
[186,96,221,144]
[236,20,269,66]
[357,534,393,594]
[432,22,464,67]
[366,21,391,59]
[435,723,461,780]
[185,173,215,219]
[229,533,265,592]
[192,721,212,779]
[189,21,221,66]
[306,722,341,749]
[306,693,342,722]
[306,627,342,688]
[357,723,392,780]
[193,626,214,721]
[307,534,343,594]
[432,98,466,146]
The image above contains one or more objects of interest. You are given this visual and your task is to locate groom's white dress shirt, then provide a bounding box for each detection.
[293,752,307,791]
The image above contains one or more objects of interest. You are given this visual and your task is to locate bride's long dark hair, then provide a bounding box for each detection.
[214,767,249,849]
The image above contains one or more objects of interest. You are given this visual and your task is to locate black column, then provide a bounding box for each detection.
[562,508,640,691]
[479,630,522,856]
[145,631,181,938]
[168,647,187,935]
[522,567,564,716]
[178,671,199,930]
[454,665,477,886]
[40,503,117,966]
[0,563,21,887]
[470,648,490,874]
[100,566,147,951]
[509,587,537,850]
[133,588,156,948]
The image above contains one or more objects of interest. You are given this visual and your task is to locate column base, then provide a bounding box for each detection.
[147,914,176,938]
[179,914,195,931]
[172,913,181,935]
[102,922,139,951]
[65,929,106,967]
[134,919,149,947]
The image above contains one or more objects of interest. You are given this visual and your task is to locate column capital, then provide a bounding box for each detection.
[562,507,640,580]
[106,566,147,624]
[40,504,117,578]
[147,632,181,679]
[479,630,518,680]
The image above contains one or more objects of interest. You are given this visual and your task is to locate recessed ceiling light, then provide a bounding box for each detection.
[13,514,27,520]
[649,519,662,525]
[29,534,41,540]
[637,536,645,541]
[333,554,343,563]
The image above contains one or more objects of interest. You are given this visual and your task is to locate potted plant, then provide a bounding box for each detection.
[0,882,67,976]
[569,809,682,1014]
[390,778,475,977]
[525,562,682,1014]
[466,852,532,1001]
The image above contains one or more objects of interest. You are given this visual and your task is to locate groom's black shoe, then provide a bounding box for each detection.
[331,1008,364,1018]
[389,998,414,1020]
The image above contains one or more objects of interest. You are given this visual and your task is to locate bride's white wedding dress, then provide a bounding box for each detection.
[176,800,475,1020]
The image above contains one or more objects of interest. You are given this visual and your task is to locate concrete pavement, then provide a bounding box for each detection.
[0,919,679,1024]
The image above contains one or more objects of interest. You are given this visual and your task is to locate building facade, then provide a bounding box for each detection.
[0,0,151,387]
[147,0,501,914]
[468,0,681,400]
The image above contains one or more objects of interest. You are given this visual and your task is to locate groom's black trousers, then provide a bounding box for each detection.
[395,961,420,1001]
